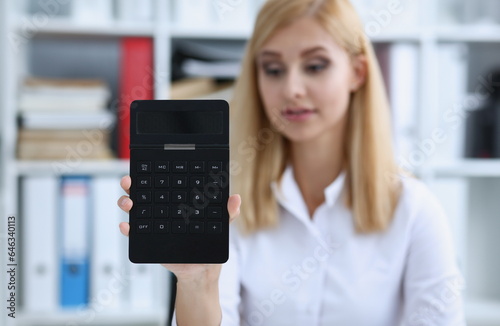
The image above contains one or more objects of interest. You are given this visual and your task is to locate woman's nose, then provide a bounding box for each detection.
[283,69,306,101]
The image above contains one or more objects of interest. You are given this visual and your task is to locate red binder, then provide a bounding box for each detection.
[118,37,154,159]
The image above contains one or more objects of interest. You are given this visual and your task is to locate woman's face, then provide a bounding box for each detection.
[257,16,365,144]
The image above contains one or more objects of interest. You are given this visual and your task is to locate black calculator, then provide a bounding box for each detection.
[128,100,230,263]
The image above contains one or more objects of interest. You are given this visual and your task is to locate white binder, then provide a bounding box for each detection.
[21,176,59,311]
[90,176,127,310]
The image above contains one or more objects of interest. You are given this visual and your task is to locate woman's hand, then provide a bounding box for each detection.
[117,175,241,280]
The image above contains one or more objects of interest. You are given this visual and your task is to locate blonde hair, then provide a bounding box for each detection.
[231,0,401,234]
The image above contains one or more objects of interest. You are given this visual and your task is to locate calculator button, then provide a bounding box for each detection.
[190,176,205,188]
[172,221,187,233]
[137,162,151,173]
[207,222,222,234]
[154,161,169,173]
[136,176,151,188]
[137,191,151,203]
[207,192,222,203]
[172,176,187,188]
[192,208,204,218]
[190,222,204,234]
[207,206,222,218]
[136,222,151,233]
[172,206,185,218]
[172,191,187,203]
[190,161,205,173]
[155,176,169,188]
[136,206,151,218]
[191,191,205,204]
[155,191,169,203]
[173,161,187,173]
[208,161,222,173]
[154,221,169,233]
[205,182,222,197]
[154,206,168,218]
[208,175,223,187]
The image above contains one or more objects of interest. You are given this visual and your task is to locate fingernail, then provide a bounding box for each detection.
[120,197,128,207]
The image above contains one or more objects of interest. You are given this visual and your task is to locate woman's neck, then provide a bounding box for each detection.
[290,129,345,218]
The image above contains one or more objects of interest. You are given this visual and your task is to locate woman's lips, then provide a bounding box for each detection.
[282,108,317,121]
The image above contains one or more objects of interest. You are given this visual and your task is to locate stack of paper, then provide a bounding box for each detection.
[17,77,115,160]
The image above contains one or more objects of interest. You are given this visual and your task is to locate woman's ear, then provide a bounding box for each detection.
[350,54,367,92]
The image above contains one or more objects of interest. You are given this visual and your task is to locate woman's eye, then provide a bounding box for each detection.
[262,64,284,77]
[306,61,329,73]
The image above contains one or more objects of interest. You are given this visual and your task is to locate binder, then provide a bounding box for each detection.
[60,176,90,308]
[128,263,155,309]
[90,176,127,310]
[118,37,154,159]
[21,176,59,312]
[389,43,419,163]
[438,44,468,161]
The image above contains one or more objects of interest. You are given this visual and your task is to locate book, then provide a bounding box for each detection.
[116,0,153,22]
[19,111,115,130]
[19,77,110,112]
[72,0,114,25]
[182,59,241,79]
[17,140,113,160]
[170,77,233,100]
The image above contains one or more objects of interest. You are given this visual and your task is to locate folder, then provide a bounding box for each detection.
[21,176,59,312]
[389,43,419,162]
[118,37,154,159]
[90,176,127,310]
[60,176,90,308]
[129,263,155,309]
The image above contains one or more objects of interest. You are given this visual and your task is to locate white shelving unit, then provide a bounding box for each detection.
[1,0,500,325]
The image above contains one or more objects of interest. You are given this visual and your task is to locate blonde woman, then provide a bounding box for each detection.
[118,0,465,325]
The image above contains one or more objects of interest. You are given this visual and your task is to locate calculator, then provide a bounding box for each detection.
[128,100,230,263]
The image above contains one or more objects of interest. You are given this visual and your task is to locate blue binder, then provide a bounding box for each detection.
[59,176,90,308]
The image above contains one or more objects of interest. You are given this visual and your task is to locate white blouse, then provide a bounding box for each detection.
[216,167,466,326]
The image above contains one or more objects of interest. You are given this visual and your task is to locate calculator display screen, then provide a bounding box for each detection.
[137,111,223,135]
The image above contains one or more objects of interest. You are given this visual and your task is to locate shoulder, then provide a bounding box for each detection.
[392,176,454,249]
[396,176,446,221]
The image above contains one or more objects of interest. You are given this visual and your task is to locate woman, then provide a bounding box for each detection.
[118,0,465,325]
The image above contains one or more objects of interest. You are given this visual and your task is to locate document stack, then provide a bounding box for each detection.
[17,77,115,160]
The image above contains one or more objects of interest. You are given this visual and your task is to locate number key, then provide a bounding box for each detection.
[172,176,187,188]
[190,176,205,188]
[155,191,169,203]
[155,176,169,188]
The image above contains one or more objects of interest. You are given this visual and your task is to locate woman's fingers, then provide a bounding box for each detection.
[228,194,241,223]
[119,222,130,237]
[117,195,133,213]
[120,175,131,195]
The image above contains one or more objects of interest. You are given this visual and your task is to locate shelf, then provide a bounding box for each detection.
[437,25,500,42]
[15,159,130,176]
[16,310,166,326]
[428,159,500,178]
[466,298,500,325]
[170,26,252,40]
[17,18,156,37]
[368,30,422,43]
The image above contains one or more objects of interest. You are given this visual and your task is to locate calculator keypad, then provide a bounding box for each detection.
[132,159,227,235]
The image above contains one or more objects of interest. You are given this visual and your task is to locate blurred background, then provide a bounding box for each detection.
[1,0,500,325]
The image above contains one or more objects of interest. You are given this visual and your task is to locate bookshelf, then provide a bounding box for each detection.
[1,0,500,326]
